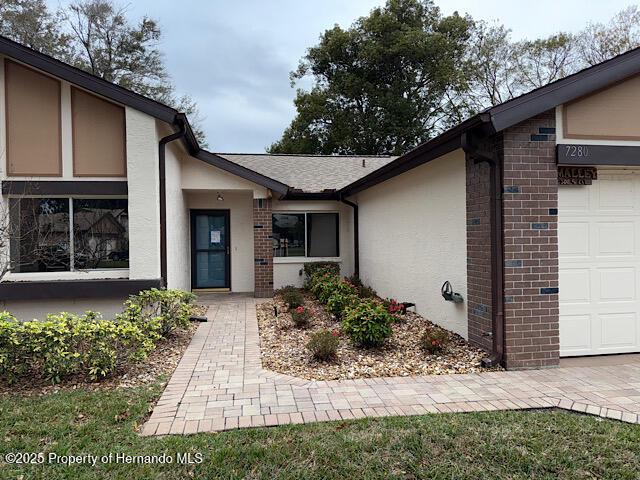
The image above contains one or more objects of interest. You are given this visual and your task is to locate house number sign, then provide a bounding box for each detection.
[558,166,598,185]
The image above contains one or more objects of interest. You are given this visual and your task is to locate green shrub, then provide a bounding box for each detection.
[346,275,377,299]
[342,300,393,347]
[0,311,158,383]
[327,291,360,319]
[118,288,195,337]
[306,329,339,360]
[291,306,310,328]
[275,285,299,296]
[304,262,340,287]
[282,290,304,309]
[421,328,449,354]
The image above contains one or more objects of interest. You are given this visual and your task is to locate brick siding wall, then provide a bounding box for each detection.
[501,111,560,369]
[466,151,493,351]
[253,198,274,298]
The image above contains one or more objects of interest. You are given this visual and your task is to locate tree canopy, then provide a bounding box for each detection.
[270,1,640,155]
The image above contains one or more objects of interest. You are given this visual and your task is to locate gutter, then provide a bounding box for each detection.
[158,115,187,286]
[461,131,504,368]
[339,196,359,277]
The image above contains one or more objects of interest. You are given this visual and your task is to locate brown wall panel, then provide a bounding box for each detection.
[5,60,62,176]
[564,75,640,140]
[72,87,126,177]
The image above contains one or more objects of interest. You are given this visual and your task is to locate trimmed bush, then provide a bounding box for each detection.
[421,328,449,354]
[282,290,304,309]
[304,262,340,286]
[306,329,339,360]
[342,300,393,347]
[118,288,196,337]
[0,311,158,383]
[275,285,299,296]
[326,291,360,319]
[291,306,310,328]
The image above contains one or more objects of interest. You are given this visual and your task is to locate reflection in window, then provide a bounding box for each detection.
[307,213,339,257]
[273,213,305,257]
[9,198,70,272]
[73,199,129,269]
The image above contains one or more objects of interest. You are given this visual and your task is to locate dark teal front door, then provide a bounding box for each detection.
[191,210,230,289]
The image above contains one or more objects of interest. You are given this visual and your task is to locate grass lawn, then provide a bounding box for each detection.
[0,382,639,479]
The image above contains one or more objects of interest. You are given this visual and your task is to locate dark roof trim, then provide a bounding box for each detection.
[0,278,162,301]
[0,36,178,123]
[340,114,488,197]
[341,45,640,196]
[194,150,289,195]
[489,46,640,132]
[1,180,127,196]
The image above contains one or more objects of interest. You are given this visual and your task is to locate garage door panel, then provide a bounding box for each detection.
[559,268,590,303]
[559,314,591,353]
[598,267,636,301]
[600,312,637,348]
[596,222,635,256]
[560,174,640,356]
[559,222,590,257]
[597,178,634,211]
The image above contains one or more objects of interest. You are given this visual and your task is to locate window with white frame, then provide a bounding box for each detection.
[272,212,339,258]
[9,197,129,272]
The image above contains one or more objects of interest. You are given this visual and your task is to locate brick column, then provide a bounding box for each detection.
[253,198,274,298]
[501,111,559,369]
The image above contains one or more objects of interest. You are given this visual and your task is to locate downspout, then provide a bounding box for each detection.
[158,117,187,287]
[461,132,504,367]
[340,197,359,277]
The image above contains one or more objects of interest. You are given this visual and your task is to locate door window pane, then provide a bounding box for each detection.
[273,213,305,257]
[307,213,339,257]
[195,214,225,250]
[73,199,128,269]
[196,251,226,288]
[10,198,70,272]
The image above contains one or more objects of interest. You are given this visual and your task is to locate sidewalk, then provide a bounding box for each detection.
[142,295,640,435]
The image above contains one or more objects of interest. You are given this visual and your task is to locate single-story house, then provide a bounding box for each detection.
[3,34,640,369]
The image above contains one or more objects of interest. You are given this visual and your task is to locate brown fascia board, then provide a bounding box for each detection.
[339,114,489,197]
[488,45,640,132]
[194,150,290,195]
[340,45,640,196]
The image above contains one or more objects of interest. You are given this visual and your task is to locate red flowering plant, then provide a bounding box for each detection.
[420,328,449,354]
[291,305,310,328]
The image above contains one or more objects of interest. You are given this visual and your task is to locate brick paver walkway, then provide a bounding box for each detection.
[142,295,640,435]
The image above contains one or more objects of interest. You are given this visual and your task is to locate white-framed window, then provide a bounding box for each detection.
[272,212,339,258]
[9,197,129,272]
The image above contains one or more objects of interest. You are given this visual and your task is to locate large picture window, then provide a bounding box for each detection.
[273,212,339,258]
[9,197,129,273]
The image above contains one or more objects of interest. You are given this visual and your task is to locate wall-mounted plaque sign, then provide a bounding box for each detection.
[558,166,598,185]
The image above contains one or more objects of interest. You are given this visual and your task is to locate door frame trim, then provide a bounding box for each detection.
[190,209,231,290]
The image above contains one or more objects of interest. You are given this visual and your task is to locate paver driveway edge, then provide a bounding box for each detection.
[141,297,640,436]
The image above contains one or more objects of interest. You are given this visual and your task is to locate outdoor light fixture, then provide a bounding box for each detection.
[217,193,224,201]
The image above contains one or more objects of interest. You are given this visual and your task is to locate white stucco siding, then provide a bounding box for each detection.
[354,149,468,338]
[1,298,125,321]
[126,108,160,280]
[271,200,354,289]
[187,191,255,292]
[181,156,268,198]
[164,139,190,291]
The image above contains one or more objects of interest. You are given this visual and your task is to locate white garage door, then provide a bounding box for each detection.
[559,170,640,356]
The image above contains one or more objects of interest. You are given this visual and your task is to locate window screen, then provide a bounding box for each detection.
[307,213,339,257]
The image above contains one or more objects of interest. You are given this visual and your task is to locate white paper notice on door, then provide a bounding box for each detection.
[210,230,221,243]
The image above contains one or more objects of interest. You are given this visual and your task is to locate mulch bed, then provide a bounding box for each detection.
[0,305,208,396]
[257,292,501,381]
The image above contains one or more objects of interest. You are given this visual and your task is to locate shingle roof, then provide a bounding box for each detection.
[215,153,397,193]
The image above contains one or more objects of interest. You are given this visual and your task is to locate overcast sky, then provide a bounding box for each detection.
[50,0,639,152]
